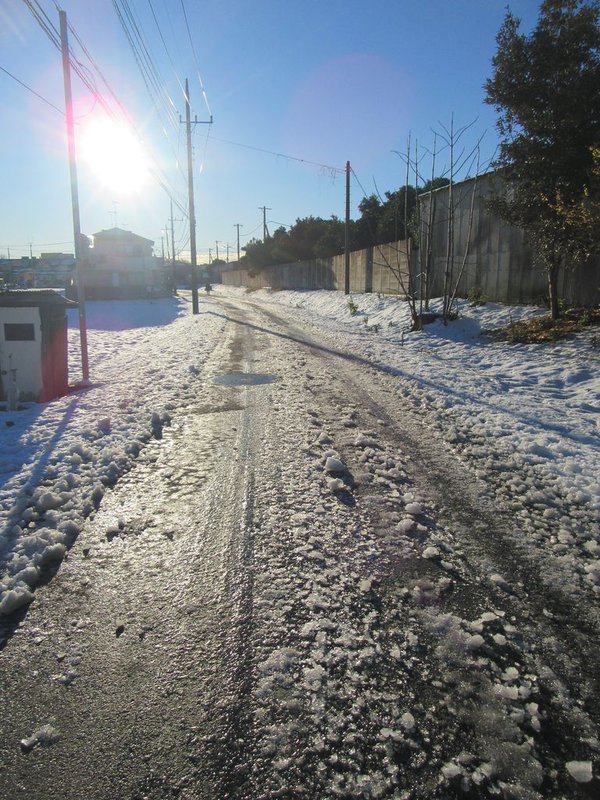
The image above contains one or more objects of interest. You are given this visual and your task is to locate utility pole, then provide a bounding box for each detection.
[59,9,89,382]
[184,78,199,313]
[226,243,230,263]
[170,199,176,289]
[215,240,220,261]
[234,223,243,262]
[259,206,271,240]
[181,79,213,314]
[208,248,212,264]
[344,160,351,295]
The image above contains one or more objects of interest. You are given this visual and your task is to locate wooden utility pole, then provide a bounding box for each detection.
[182,79,212,313]
[344,160,351,295]
[234,223,243,262]
[59,9,89,381]
[170,199,176,288]
[259,206,271,240]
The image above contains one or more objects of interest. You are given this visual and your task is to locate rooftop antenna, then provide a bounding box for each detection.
[110,200,119,228]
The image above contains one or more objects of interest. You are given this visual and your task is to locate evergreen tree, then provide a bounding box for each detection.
[485,0,600,318]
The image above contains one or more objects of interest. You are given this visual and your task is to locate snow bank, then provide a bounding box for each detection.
[0,296,225,614]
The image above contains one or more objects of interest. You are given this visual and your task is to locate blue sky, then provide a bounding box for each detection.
[1,0,542,262]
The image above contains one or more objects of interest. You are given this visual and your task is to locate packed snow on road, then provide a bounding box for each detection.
[0,287,598,799]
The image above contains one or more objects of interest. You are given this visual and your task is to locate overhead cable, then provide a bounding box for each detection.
[25,0,189,218]
[0,64,64,114]
[146,0,187,102]
[180,0,212,117]
[211,136,344,175]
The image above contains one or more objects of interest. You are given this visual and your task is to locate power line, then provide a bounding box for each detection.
[111,0,178,132]
[180,0,212,117]
[239,222,263,239]
[349,166,371,202]
[23,1,191,221]
[107,0,191,208]
[211,136,344,175]
[1,240,75,250]
[0,64,64,115]
[146,0,187,101]
[48,1,189,215]
[23,0,61,49]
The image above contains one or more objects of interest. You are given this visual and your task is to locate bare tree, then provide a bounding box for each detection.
[421,133,438,314]
[425,118,485,322]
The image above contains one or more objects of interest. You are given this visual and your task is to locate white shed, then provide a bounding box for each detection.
[0,290,76,403]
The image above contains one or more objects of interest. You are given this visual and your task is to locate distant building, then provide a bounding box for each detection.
[0,257,36,288]
[35,253,75,288]
[83,227,169,299]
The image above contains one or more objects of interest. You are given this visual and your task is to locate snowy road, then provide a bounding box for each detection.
[1,292,598,799]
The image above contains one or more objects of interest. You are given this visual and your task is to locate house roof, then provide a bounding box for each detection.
[0,289,77,308]
[92,227,154,245]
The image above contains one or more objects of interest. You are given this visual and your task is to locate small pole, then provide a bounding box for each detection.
[59,9,89,382]
[344,160,350,295]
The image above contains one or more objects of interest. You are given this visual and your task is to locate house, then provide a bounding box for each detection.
[83,227,169,300]
[36,253,75,288]
[0,289,76,403]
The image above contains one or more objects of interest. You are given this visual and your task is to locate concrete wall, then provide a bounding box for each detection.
[218,185,600,308]
[219,241,411,295]
[420,173,600,306]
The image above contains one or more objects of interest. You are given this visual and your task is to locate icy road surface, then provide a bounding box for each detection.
[0,293,598,799]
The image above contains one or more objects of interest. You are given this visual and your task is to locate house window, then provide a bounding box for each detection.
[4,323,35,341]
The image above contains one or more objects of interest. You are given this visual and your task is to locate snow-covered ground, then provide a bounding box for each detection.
[248,288,600,599]
[1,287,598,618]
[1,286,599,798]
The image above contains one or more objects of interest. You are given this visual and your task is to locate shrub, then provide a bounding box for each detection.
[468,287,487,306]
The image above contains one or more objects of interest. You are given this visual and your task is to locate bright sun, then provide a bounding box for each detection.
[80,117,151,194]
